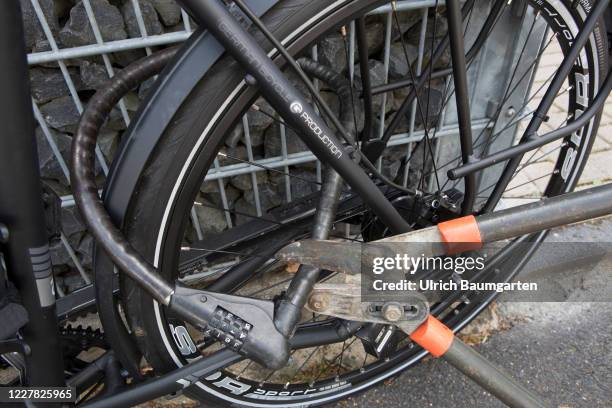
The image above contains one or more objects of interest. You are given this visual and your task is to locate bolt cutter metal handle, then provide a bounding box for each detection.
[278,183,612,269]
[408,316,547,408]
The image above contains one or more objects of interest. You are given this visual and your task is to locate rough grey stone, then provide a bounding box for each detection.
[163,21,187,33]
[61,206,86,238]
[381,158,402,180]
[30,67,83,104]
[415,82,444,129]
[250,144,265,159]
[388,42,419,79]
[317,34,345,75]
[317,22,383,72]
[79,60,109,90]
[138,77,156,100]
[32,39,52,53]
[32,39,82,69]
[64,273,86,292]
[200,180,219,194]
[122,91,141,112]
[103,106,128,131]
[230,171,268,191]
[39,96,123,139]
[218,145,248,167]
[243,128,265,148]
[320,90,364,134]
[224,123,243,148]
[432,47,451,70]
[20,0,58,50]
[264,124,308,158]
[233,198,257,225]
[361,22,384,57]
[354,59,394,114]
[35,127,72,182]
[391,10,422,40]
[243,184,282,212]
[60,0,127,47]
[121,0,163,38]
[270,169,318,200]
[77,233,94,269]
[403,140,430,189]
[203,185,241,209]
[49,238,72,267]
[151,0,181,26]
[194,200,228,235]
[393,83,410,115]
[39,96,80,134]
[246,99,275,134]
[383,145,408,163]
[319,91,340,115]
[113,49,146,68]
[391,80,445,130]
[54,0,75,20]
[98,130,119,162]
[407,13,447,47]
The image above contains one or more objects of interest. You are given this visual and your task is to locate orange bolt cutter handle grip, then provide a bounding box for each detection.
[437,215,483,255]
[409,315,454,357]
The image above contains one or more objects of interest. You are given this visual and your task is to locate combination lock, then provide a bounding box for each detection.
[204,306,253,351]
[170,286,291,369]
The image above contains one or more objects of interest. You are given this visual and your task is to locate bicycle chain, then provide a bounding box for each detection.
[60,324,108,373]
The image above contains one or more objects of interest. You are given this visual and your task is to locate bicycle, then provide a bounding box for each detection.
[0,0,610,406]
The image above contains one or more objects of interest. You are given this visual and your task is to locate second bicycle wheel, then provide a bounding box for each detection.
[116,0,607,406]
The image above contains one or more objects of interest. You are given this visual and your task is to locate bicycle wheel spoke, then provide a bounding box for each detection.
[193,200,284,226]
[313,338,359,382]
[518,141,565,172]
[246,276,293,297]
[478,170,555,196]
[505,171,556,192]
[341,25,361,138]
[179,246,270,259]
[235,359,255,381]
[286,346,322,384]
[336,340,347,377]
[392,3,442,193]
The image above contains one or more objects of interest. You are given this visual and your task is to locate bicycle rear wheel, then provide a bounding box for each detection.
[116,0,607,406]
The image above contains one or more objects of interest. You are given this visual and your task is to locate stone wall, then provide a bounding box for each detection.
[24,0,187,292]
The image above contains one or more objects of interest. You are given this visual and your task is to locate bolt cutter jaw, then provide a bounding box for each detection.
[302,275,430,334]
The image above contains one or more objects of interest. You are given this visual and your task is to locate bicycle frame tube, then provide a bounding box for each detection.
[445,0,477,214]
[179,0,412,235]
[0,0,65,388]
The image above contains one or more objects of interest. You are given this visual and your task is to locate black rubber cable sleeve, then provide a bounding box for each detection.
[70,48,178,305]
